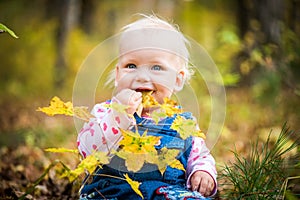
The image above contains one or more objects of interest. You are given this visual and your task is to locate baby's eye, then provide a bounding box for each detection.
[126,63,137,69]
[151,65,162,71]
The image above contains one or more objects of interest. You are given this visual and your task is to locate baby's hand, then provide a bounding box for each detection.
[115,89,142,115]
[190,171,215,197]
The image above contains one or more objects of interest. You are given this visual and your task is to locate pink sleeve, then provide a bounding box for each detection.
[186,137,218,196]
[77,97,135,157]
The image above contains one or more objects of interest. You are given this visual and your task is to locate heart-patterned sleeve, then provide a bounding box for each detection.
[186,137,217,196]
[77,97,136,158]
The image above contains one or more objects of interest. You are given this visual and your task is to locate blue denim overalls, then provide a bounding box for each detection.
[79,112,209,200]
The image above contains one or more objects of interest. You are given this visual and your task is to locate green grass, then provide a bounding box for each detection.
[219,123,299,199]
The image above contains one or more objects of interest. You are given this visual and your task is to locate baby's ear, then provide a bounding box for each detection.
[174,70,185,92]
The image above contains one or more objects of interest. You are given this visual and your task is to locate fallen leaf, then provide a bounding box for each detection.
[37,96,74,116]
[45,148,79,154]
[124,173,144,199]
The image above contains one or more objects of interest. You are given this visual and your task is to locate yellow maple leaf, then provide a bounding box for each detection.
[141,91,159,108]
[150,110,168,124]
[160,97,182,117]
[73,106,94,121]
[155,147,181,175]
[170,115,206,140]
[60,154,98,182]
[45,147,79,154]
[124,174,144,199]
[117,151,146,172]
[169,159,185,172]
[116,129,160,172]
[61,166,84,182]
[140,92,182,119]
[77,152,109,174]
[103,102,129,114]
[37,96,95,121]
[61,151,110,182]
[192,129,206,139]
[37,96,74,116]
[145,97,182,121]
[119,129,160,154]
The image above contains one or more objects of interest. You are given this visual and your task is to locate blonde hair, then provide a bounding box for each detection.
[120,14,193,81]
[106,14,193,87]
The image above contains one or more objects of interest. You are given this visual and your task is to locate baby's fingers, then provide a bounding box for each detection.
[130,91,142,104]
[190,171,215,197]
[199,178,214,197]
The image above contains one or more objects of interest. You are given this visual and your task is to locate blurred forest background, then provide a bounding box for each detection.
[0,0,299,199]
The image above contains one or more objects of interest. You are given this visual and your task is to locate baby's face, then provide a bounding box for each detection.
[115,49,185,104]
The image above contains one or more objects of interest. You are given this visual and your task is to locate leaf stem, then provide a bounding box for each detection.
[93,173,126,181]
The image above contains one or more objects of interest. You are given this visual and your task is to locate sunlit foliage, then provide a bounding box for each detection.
[38,93,205,198]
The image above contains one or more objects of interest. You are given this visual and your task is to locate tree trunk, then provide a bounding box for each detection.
[237,0,283,45]
[80,0,97,35]
[287,0,300,35]
[54,0,80,89]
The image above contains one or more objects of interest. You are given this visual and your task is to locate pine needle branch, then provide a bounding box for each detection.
[219,123,298,199]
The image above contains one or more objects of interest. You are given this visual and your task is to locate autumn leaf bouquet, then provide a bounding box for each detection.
[37,93,206,198]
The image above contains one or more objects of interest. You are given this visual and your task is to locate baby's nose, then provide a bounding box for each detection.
[135,68,151,82]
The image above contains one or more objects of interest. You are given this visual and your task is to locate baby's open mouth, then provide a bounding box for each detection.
[135,89,153,93]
